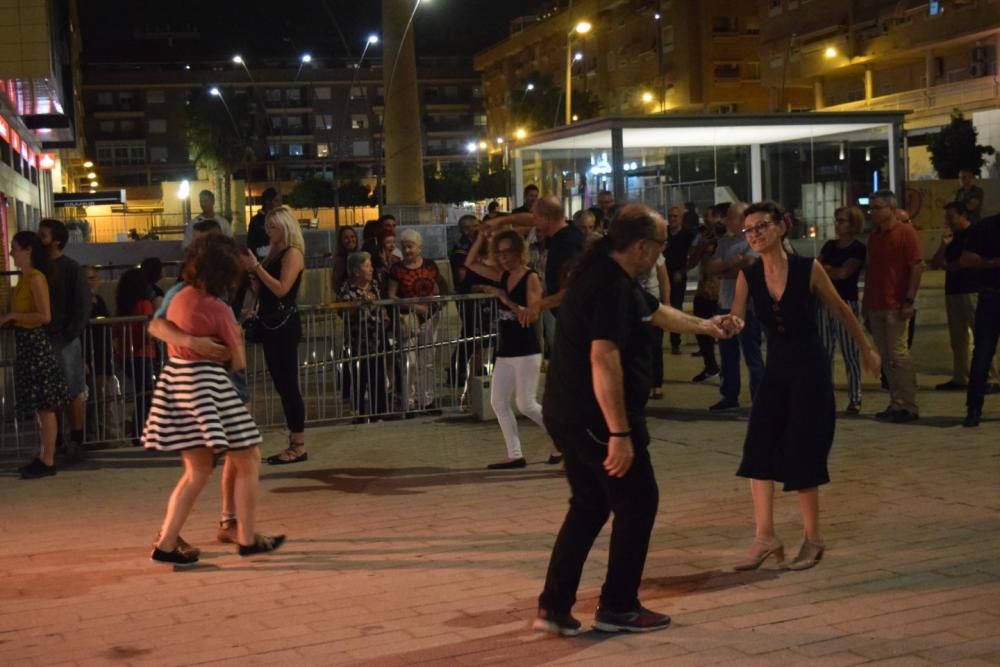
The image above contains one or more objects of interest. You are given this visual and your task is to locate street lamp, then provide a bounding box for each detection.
[515,128,527,140]
[566,20,592,125]
[294,52,313,81]
[83,160,93,168]
[231,54,255,83]
[177,179,191,222]
[87,171,97,179]
[642,91,654,104]
[824,46,837,59]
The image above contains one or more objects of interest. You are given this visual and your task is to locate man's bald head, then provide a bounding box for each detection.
[533,195,567,234]
[725,201,748,234]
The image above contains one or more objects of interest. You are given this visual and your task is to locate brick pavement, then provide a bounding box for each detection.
[1,317,999,666]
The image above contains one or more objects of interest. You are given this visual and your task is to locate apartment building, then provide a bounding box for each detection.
[474,0,810,140]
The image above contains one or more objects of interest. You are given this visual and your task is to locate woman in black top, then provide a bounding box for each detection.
[241,206,307,465]
[818,206,867,413]
[730,201,879,572]
[465,228,550,469]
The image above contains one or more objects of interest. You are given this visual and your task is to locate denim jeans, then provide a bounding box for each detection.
[967,291,1000,415]
[538,422,658,614]
[718,305,763,403]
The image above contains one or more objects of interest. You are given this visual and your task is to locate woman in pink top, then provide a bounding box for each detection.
[143,235,285,566]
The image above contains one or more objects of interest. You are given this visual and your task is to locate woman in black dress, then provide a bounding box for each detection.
[729,201,880,571]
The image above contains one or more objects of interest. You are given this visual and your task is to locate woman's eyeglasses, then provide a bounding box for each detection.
[741,221,773,237]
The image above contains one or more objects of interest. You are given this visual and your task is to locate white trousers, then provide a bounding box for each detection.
[490,354,546,460]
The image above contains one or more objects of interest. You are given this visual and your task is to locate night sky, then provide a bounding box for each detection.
[80,0,545,64]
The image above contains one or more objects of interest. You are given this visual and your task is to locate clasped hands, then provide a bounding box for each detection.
[704,314,744,339]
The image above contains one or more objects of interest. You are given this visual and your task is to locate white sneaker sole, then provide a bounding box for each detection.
[532,618,583,636]
[592,620,672,633]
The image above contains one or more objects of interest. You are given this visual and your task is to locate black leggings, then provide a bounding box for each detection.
[262,335,305,433]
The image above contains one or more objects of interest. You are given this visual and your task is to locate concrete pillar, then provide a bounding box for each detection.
[382,0,426,206]
[864,66,874,101]
[813,77,825,110]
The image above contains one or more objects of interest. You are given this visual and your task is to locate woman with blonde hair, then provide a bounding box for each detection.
[241,206,307,464]
[818,205,867,414]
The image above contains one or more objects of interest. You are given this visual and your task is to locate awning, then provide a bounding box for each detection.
[54,190,127,208]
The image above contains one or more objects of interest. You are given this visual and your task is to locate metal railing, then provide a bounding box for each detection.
[0,294,499,457]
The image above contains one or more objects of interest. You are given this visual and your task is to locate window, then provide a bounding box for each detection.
[474,113,486,127]
[149,146,168,162]
[129,145,146,164]
[288,143,304,157]
[286,88,302,104]
[267,144,280,158]
[286,115,303,131]
[350,86,364,100]
[713,62,741,79]
[315,113,334,130]
[118,92,135,110]
[351,114,367,129]
[99,120,115,133]
[929,0,943,15]
[444,86,459,97]
[352,141,370,156]
[96,146,113,164]
[265,89,282,103]
[149,119,167,133]
[471,86,483,99]
[712,16,737,34]
[743,62,761,81]
[768,0,782,15]
[147,90,165,104]
[114,146,129,163]
[661,25,674,52]
[120,119,136,133]
[314,86,331,100]
[316,143,330,158]
[97,92,113,106]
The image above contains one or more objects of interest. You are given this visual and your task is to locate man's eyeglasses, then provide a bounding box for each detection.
[741,221,773,237]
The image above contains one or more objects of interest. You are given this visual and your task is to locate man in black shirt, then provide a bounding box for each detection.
[38,219,91,462]
[449,215,490,386]
[511,184,540,214]
[960,212,1000,426]
[932,202,997,391]
[663,205,695,354]
[247,187,281,260]
[533,205,735,636]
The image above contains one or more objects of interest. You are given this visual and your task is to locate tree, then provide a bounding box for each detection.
[286,177,336,217]
[927,110,995,179]
[510,71,602,132]
[475,154,510,200]
[425,162,478,203]
[186,90,252,223]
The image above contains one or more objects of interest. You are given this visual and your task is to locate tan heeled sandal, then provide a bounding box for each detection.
[788,539,825,570]
[733,537,786,571]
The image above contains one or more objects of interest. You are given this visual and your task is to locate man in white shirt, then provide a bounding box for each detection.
[183,190,232,246]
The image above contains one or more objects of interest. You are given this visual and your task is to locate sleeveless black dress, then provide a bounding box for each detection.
[259,248,303,343]
[736,254,835,491]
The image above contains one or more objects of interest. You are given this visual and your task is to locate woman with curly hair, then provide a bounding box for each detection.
[145,234,285,566]
[1,231,70,479]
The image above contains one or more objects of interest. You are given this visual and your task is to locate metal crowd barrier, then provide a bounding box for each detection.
[0,294,499,457]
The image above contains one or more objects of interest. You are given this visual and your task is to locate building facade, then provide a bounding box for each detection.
[0,0,83,269]
[80,56,486,200]
[759,0,1000,176]
[474,0,810,142]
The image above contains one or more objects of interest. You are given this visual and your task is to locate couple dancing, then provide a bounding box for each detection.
[533,201,880,635]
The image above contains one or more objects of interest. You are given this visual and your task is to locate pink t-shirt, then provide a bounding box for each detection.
[165,286,242,360]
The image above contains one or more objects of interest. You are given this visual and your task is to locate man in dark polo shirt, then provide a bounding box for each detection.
[955,169,985,223]
[931,202,998,391]
[511,184,540,214]
[532,205,735,636]
[960,213,1000,427]
[663,205,695,354]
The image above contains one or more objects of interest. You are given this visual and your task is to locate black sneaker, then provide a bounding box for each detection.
[593,605,672,633]
[962,411,981,428]
[532,608,583,636]
[19,458,56,480]
[874,407,896,420]
[709,399,739,411]
[891,409,919,424]
[151,546,198,566]
[487,458,527,470]
[692,369,719,383]
[154,531,201,558]
[845,402,861,415]
[238,534,287,556]
[546,454,563,465]
[935,381,967,391]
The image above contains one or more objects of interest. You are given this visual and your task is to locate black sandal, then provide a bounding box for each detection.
[238,533,287,556]
[264,444,307,465]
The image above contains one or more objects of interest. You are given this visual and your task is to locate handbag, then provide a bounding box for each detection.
[243,299,297,344]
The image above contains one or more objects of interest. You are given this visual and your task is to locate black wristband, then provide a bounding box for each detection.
[608,430,631,437]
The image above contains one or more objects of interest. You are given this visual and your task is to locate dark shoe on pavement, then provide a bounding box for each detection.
[986,383,1000,395]
[593,605,672,633]
[874,407,896,420]
[692,369,719,383]
[238,534,286,556]
[151,546,198,566]
[962,411,981,428]
[19,458,56,479]
[709,399,739,411]
[891,409,919,424]
[265,447,307,465]
[546,454,563,465]
[487,458,527,470]
[935,380,967,391]
[60,441,85,466]
[532,608,583,636]
[670,346,682,355]
[845,402,861,415]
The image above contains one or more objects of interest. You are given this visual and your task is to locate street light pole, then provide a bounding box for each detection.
[333,35,379,228]
[210,87,251,227]
[565,21,592,126]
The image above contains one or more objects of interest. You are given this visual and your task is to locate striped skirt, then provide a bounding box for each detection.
[142,359,261,452]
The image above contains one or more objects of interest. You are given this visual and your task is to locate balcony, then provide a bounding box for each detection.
[821,75,1000,121]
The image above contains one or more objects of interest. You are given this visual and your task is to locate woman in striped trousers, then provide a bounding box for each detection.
[818,206,867,414]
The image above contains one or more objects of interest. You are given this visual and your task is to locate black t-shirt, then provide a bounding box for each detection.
[819,239,867,302]
[663,227,694,276]
[543,254,658,444]
[497,270,541,358]
[944,226,977,295]
[544,224,585,299]
[965,214,1000,292]
[247,211,269,256]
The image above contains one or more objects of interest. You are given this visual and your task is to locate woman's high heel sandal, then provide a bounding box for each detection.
[733,537,786,571]
[788,539,825,571]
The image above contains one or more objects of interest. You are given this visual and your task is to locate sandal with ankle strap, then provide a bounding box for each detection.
[264,444,307,465]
